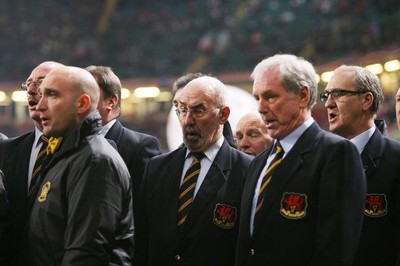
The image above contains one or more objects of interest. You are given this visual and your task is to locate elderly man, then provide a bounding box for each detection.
[28,66,133,265]
[323,65,400,266]
[0,61,64,265]
[135,76,252,265]
[235,54,366,265]
[235,111,273,156]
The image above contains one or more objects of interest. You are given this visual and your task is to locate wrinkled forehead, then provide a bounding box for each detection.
[179,84,216,108]
[238,116,266,130]
[326,71,354,89]
[28,65,55,81]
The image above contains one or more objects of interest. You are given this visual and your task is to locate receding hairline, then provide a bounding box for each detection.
[182,76,228,106]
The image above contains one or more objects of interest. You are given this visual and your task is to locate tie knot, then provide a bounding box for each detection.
[191,152,205,161]
[274,141,283,155]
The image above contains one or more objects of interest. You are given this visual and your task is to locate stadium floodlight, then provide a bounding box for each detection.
[384,60,400,72]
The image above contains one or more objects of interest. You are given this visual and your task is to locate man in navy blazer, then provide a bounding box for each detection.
[0,61,64,265]
[135,76,252,265]
[86,65,162,214]
[235,54,366,266]
[323,65,400,265]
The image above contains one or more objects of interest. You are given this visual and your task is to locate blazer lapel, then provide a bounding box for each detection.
[105,120,123,146]
[252,123,317,234]
[7,133,35,196]
[361,128,382,178]
[181,141,230,233]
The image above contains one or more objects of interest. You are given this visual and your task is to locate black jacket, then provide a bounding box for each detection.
[28,111,134,265]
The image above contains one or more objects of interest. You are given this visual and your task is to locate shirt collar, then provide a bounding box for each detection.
[99,119,117,136]
[34,127,43,148]
[350,124,376,154]
[279,117,314,154]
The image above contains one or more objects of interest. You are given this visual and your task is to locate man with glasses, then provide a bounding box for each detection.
[171,72,237,148]
[322,65,400,266]
[135,76,252,265]
[0,61,64,264]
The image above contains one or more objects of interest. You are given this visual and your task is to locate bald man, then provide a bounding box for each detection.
[27,66,134,265]
[236,112,273,156]
[135,76,252,265]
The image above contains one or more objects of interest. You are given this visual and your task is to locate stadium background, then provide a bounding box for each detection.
[0,0,399,151]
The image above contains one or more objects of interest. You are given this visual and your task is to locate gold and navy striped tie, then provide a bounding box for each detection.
[29,135,49,193]
[255,141,284,214]
[177,152,204,229]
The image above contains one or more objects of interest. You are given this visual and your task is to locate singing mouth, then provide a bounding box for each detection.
[328,112,337,122]
[28,99,38,109]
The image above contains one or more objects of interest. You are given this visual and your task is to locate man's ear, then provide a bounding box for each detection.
[298,86,310,108]
[219,106,230,125]
[362,92,374,111]
[76,94,91,115]
[106,95,119,110]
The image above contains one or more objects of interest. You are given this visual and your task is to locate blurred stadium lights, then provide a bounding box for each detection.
[366,63,384,75]
[321,71,334,83]
[384,60,400,72]
[154,91,172,102]
[121,88,130,99]
[134,86,160,98]
[0,58,398,105]
[11,91,28,102]
[0,91,7,104]
[315,74,320,84]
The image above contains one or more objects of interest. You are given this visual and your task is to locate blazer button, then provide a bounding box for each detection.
[250,249,255,256]
[175,255,181,261]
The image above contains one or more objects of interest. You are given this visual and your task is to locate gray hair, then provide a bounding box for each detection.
[251,54,317,108]
[333,65,384,114]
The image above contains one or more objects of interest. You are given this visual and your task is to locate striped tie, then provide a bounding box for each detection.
[177,152,204,229]
[29,135,49,193]
[255,141,284,214]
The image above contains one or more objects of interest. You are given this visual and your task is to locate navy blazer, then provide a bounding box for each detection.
[135,140,252,266]
[353,128,400,266]
[235,122,367,266]
[0,131,35,265]
[105,120,162,213]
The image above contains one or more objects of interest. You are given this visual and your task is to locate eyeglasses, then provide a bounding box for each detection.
[21,78,44,91]
[319,89,367,102]
[175,107,220,119]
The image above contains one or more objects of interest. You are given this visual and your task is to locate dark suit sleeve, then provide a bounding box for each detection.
[131,136,162,210]
[133,159,152,265]
[313,140,366,265]
[0,170,12,265]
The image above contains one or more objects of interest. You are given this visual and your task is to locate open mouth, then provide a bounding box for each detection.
[185,130,200,140]
[328,112,337,122]
[28,99,38,109]
[40,117,49,125]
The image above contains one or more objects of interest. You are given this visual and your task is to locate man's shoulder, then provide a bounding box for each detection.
[0,131,34,149]
[121,126,158,143]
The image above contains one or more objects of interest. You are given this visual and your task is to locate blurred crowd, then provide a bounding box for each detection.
[0,0,399,148]
[0,0,398,81]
